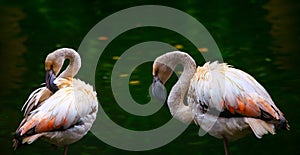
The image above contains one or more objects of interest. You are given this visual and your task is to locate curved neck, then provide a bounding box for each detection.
[56,48,81,78]
[158,52,196,123]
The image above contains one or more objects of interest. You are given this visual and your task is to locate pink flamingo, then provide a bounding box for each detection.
[152,51,289,155]
[13,48,98,155]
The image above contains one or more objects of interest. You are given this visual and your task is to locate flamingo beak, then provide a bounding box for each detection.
[46,69,58,93]
[151,75,167,103]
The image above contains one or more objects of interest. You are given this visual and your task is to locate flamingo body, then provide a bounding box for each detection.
[188,61,287,140]
[152,51,289,154]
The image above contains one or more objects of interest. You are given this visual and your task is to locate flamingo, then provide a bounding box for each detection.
[13,48,98,155]
[151,51,289,155]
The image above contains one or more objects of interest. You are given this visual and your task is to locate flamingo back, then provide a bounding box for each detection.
[188,61,288,140]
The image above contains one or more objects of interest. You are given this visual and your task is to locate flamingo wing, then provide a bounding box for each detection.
[17,78,96,136]
[192,62,285,124]
[21,86,52,117]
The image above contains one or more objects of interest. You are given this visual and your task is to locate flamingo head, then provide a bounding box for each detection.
[44,52,64,93]
[151,62,173,103]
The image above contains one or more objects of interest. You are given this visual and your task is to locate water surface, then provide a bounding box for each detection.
[0,0,299,155]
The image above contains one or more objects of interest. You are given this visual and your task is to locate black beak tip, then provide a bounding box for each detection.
[46,70,59,93]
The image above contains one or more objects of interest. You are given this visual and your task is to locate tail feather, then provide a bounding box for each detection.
[277,115,290,130]
[22,133,46,144]
[246,118,275,138]
[13,131,22,150]
[13,131,45,150]
[12,139,21,150]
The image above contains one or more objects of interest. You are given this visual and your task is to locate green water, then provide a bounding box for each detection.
[1,0,299,155]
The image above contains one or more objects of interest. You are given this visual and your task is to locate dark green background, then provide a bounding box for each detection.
[0,0,299,155]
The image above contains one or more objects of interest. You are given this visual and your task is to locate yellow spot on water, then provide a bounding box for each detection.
[265,58,271,62]
[198,47,208,52]
[98,36,108,41]
[176,71,182,75]
[129,80,140,85]
[112,56,120,60]
[175,44,184,49]
[56,44,62,48]
[119,74,129,78]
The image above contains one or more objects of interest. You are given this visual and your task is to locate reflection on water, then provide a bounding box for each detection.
[264,0,300,70]
[0,1,299,155]
[0,7,27,96]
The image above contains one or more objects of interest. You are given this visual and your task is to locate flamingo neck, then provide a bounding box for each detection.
[162,52,196,123]
[57,49,81,79]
